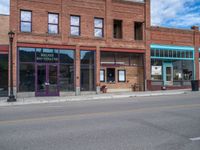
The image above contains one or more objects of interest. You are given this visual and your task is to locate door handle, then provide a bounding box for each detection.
[45,82,50,86]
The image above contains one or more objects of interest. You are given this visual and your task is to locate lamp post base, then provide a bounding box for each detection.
[7,95,16,102]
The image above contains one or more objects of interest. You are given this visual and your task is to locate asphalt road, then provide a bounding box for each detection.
[0,93,200,150]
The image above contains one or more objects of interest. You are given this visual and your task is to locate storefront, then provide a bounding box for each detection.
[18,47,75,96]
[150,44,194,90]
[0,53,8,97]
[17,47,96,96]
[80,50,96,91]
[100,51,144,92]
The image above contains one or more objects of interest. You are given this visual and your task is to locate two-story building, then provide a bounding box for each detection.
[9,0,150,97]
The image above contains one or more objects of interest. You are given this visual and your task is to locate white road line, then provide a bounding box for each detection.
[190,137,200,141]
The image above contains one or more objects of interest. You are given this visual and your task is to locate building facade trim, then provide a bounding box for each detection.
[101,47,145,53]
[151,44,194,51]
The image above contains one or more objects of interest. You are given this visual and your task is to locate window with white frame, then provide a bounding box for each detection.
[70,15,80,36]
[94,18,104,38]
[48,13,59,34]
[20,10,32,32]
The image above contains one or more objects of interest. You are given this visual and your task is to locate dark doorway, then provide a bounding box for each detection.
[0,54,8,97]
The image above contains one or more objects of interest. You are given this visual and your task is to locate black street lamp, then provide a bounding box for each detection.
[7,31,16,102]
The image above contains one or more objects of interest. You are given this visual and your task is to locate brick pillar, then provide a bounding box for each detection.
[96,46,100,94]
[9,0,18,96]
[145,0,151,91]
[75,45,80,95]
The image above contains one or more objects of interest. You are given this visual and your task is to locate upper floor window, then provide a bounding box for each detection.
[94,18,104,38]
[113,20,122,39]
[20,10,32,32]
[134,22,143,40]
[70,15,80,36]
[48,13,59,34]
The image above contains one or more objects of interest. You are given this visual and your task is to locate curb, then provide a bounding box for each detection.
[0,91,188,107]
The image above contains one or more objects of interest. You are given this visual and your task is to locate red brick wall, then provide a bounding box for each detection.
[150,27,194,46]
[11,0,148,49]
[0,15,9,46]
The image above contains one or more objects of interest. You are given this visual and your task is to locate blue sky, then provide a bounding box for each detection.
[0,0,200,29]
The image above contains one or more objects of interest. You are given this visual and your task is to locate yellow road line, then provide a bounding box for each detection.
[0,103,200,125]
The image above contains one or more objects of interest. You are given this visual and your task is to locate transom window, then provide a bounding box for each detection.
[70,15,80,36]
[94,18,104,38]
[20,10,32,32]
[151,49,193,60]
[48,13,59,34]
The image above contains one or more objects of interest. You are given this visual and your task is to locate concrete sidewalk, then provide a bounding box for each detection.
[0,89,197,107]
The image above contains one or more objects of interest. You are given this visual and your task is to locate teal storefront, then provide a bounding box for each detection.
[150,44,195,89]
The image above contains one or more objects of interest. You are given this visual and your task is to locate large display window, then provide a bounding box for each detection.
[18,47,75,94]
[151,45,195,86]
[80,50,95,91]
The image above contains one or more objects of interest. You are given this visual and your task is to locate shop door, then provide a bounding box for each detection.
[36,64,59,96]
[163,63,173,86]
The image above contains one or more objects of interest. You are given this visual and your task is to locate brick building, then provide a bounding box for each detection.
[8,0,150,97]
[148,26,200,90]
[0,0,199,97]
[0,14,9,96]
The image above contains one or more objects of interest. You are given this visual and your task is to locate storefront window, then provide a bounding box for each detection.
[60,65,74,91]
[18,47,75,92]
[182,60,193,80]
[173,61,182,80]
[151,59,194,82]
[19,64,35,92]
[60,50,74,64]
[0,54,8,96]
[60,50,74,91]
[80,51,95,91]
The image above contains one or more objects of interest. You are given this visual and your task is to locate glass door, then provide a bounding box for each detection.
[163,63,173,86]
[48,64,59,96]
[36,64,59,96]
